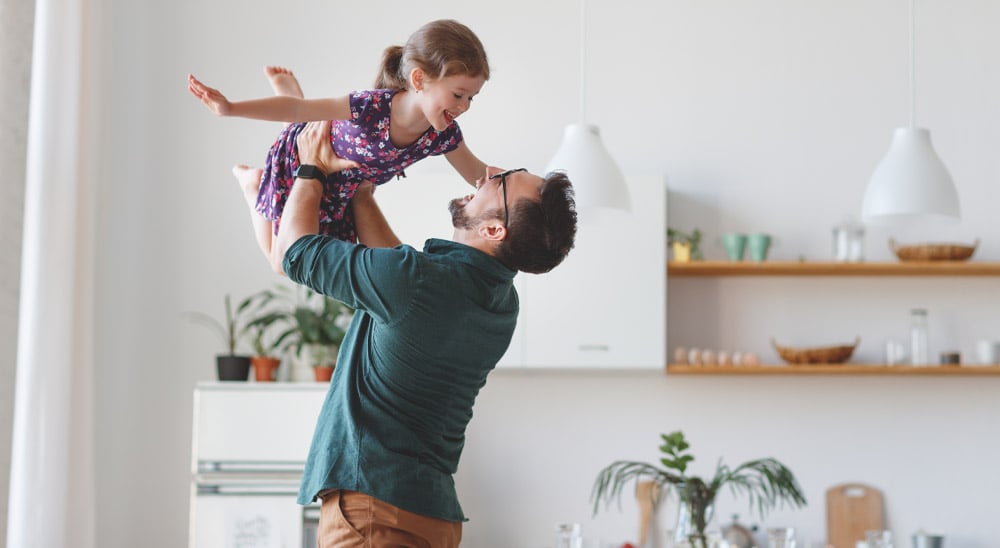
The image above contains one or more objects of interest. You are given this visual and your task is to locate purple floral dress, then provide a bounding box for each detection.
[256,89,463,242]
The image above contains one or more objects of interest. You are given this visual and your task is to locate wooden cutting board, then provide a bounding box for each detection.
[826,483,884,548]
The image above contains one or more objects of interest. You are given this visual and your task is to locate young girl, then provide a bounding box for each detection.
[187,19,490,260]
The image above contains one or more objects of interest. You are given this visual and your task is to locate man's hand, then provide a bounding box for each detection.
[296,120,360,175]
[187,74,232,116]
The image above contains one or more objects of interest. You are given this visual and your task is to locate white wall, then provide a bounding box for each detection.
[83,1,1000,547]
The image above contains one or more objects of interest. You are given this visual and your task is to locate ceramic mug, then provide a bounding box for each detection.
[975,340,1000,365]
[912,532,945,548]
[747,233,772,262]
[722,233,747,261]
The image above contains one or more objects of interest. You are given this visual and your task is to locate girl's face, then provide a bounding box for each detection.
[417,73,487,132]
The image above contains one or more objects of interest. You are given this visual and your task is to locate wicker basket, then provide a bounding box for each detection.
[770,337,860,365]
[890,238,978,262]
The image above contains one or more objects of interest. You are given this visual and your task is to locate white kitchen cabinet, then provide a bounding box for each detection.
[372,172,667,370]
[500,176,667,369]
[189,382,328,548]
[192,382,327,467]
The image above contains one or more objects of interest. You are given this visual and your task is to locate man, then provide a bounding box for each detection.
[272,120,577,547]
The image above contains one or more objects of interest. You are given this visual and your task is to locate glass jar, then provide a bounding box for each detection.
[910,308,929,366]
[833,218,865,262]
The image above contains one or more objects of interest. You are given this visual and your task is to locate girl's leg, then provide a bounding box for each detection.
[237,67,303,262]
[233,165,274,261]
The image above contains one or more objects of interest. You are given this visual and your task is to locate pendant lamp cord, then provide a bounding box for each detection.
[579,0,587,125]
[909,0,916,128]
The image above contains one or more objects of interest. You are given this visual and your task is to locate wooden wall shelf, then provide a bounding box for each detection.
[666,364,1000,375]
[667,260,1000,277]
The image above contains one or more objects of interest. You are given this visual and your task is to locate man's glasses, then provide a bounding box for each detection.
[488,168,527,227]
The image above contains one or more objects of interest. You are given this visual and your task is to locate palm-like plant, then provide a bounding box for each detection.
[185,293,258,355]
[592,431,807,548]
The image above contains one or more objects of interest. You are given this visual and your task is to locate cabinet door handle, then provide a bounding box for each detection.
[578,344,610,352]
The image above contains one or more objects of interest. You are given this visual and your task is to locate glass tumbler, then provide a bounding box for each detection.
[768,527,797,548]
[865,530,893,548]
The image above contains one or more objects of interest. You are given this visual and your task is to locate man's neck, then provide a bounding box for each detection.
[452,230,495,258]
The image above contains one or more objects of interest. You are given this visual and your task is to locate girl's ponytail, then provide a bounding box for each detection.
[374,45,406,90]
[375,20,489,92]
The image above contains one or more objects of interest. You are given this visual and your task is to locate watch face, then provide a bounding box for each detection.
[295,165,323,180]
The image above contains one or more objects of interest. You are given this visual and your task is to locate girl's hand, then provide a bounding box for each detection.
[187,74,232,116]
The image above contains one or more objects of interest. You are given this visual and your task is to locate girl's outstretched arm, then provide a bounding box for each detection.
[187,74,352,123]
[444,142,488,187]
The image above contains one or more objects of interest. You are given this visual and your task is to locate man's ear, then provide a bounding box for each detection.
[409,67,426,92]
[478,220,506,243]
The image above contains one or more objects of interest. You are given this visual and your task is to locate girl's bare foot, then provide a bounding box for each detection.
[264,66,304,98]
[233,164,264,208]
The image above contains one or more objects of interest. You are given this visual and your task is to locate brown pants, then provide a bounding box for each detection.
[318,490,462,548]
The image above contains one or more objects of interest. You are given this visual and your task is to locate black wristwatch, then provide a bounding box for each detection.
[294,164,327,184]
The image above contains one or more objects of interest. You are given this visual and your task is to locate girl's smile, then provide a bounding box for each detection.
[420,73,486,132]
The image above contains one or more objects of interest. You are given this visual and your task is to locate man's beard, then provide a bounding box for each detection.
[449,198,476,229]
[449,198,503,230]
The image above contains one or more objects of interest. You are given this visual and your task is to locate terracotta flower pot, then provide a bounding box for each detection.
[313,365,334,382]
[251,356,281,382]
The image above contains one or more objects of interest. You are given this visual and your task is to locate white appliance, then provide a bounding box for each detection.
[189,382,328,548]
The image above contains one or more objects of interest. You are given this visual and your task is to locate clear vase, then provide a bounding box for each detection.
[673,500,715,548]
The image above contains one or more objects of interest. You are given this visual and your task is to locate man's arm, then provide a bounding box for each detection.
[273,120,403,273]
[292,118,401,249]
[277,120,419,323]
[271,179,323,274]
[351,183,402,248]
[271,120,358,273]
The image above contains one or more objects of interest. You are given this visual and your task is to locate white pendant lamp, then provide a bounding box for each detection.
[862,0,960,222]
[545,0,631,212]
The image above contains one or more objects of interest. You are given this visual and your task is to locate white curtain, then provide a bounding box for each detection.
[7,0,97,545]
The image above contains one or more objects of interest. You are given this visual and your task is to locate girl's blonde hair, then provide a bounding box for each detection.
[374,19,490,90]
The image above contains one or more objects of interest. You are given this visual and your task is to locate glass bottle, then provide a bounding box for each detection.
[554,523,582,548]
[910,308,929,366]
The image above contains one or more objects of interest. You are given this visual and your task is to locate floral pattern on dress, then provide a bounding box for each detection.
[256,89,463,242]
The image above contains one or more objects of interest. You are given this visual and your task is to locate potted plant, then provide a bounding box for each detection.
[291,295,352,381]
[185,293,258,381]
[252,285,354,382]
[668,227,704,262]
[245,307,294,382]
[591,431,807,548]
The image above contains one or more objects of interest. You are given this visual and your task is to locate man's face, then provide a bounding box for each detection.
[449,166,543,230]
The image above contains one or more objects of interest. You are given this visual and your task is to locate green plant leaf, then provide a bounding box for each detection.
[593,431,807,538]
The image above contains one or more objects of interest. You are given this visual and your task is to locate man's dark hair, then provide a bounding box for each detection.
[496,171,577,274]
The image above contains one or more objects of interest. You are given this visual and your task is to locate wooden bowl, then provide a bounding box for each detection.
[890,238,978,262]
[770,337,860,365]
